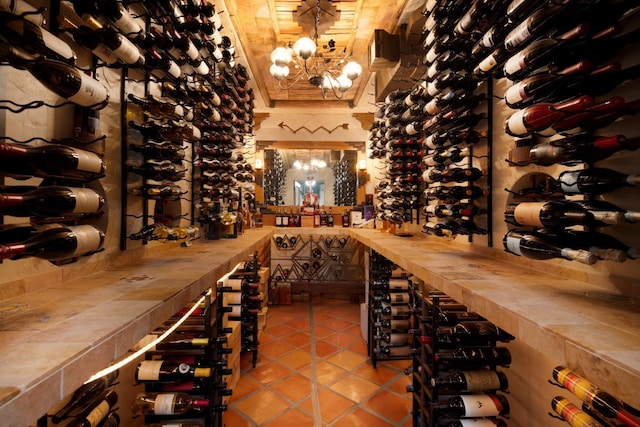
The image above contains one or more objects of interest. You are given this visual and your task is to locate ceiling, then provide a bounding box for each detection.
[224,0,412,109]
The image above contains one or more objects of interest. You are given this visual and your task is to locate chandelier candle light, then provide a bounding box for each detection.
[269,0,362,98]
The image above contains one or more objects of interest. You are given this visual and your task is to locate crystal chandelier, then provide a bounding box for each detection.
[268,0,362,99]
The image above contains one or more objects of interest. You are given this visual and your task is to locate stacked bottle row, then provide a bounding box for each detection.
[550,366,640,427]
[418,0,492,239]
[0,5,109,263]
[133,290,230,427]
[408,288,513,427]
[497,0,640,264]
[333,158,357,206]
[264,149,286,205]
[368,250,412,368]
[43,370,120,427]
[219,253,262,368]
[52,0,258,246]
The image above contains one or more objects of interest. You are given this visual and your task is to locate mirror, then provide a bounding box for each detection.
[262,149,359,206]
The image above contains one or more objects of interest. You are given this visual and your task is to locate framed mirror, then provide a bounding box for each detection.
[262,148,359,206]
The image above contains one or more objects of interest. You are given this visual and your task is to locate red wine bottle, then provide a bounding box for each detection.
[0,0,46,25]
[526,133,640,166]
[66,390,118,427]
[504,5,565,52]
[537,229,635,262]
[433,394,510,417]
[0,224,105,261]
[504,200,618,229]
[128,160,187,182]
[52,371,119,423]
[553,366,640,427]
[575,199,640,224]
[503,229,597,264]
[556,168,640,196]
[132,392,210,415]
[56,15,120,66]
[130,184,185,200]
[129,140,186,162]
[0,185,104,217]
[435,346,512,368]
[432,370,509,392]
[135,360,212,382]
[0,45,109,109]
[550,96,628,133]
[504,95,593,137]
[0,141,105,181]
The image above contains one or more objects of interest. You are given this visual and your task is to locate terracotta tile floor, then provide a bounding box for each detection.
[223,299,413,426]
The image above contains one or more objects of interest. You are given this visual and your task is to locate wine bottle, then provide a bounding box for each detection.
[128,160,187,182]
[553,366,640,427]
[504,5,565,52]
[575,199,640,224]
[425,185,487,201]
[556,168,640,196]
[0,224,105,261]
[56,15,120,66]
[0,14,77,63]
[0,141,105,182]
[0,0,46,25]
[132,392,210,416]
[537,229,634,262]
[95,412,119,427]
[129,140,186,162]
[422,221,456,238]
[66,390,118,427]
[504,95,593,137]
[431,370,509,392]
[441,419,508,427]
[99,26,144,66]
[432,394,510,417]
[503,229,597,264]
[52,371,119,423]
[136,360,211,382]
[131,184,185,201]
[0,185,104,217]
[551,396,604,427]
[129,120,201,141]
[526,133,640,166]
[435,346,512,368]
[0,45,109,109]
[438,320,514,344]
[504,200,622,229]
[373,345,415,357]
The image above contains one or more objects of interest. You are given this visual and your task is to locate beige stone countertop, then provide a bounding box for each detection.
[0,228,272,427]
[347,228,640,407]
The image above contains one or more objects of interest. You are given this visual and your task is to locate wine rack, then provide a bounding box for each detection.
[409,287,514,427]
[139,289,228,427]
[333,157,357,206]
[499,1,640,265]
[218,253,262,368]
[263,149,286,205]
[367,250,412,368]
[0,0,110,264]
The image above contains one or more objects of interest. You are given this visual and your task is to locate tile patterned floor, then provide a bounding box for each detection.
[223,299,413,426]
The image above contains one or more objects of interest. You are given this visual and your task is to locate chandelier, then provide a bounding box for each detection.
[269,0,362,99]
[293,158,327,170]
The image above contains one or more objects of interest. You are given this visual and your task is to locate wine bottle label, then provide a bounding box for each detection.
[506,110,528,136]
[506,21,532,50]
[193,60,210,75]
[0,0,45,25]
[388,278,410,289]
[427,81,439,97]
[84,399,110,427]
[559,171,580,194]
[505,236,523,256]
[513,202,545,227]
[424,14,436,32]
[389,293,410,303]
[504,52,526,76]
[191,125,202,139]
[153,393,177,415]
[73,148,104,173]
[90,45,119,65]
[166,60,182,80]
[112,4,142,36]
[482,30,495,49]
[6,20,75,62]
[424,31,436,49]
[111,37,142,65]
[70,225,103,255]
[71,188,102,214]
[184,41,199,61]
[67,75,109,109]
[426,46,439,64]
[554,367,597,402]
[463,371,502,391]
[477,53,498,73]
[424,0,437,13]
[425,98,439,115]
[459,394,503,417]
[553,397,602,427]
[504,83,526,105]
[225,292,242,304]
[137,360,163,381]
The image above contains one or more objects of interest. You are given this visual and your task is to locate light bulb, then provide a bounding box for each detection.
[343,61,362,80]
[293,37,316,59]
[269,64,290,80]
[270,47,292,66]
[336,74,353,91]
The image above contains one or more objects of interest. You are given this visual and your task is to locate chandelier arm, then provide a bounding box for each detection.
[277,70,308,90]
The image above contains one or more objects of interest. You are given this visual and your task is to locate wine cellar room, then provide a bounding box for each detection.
[0,1,639,427]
